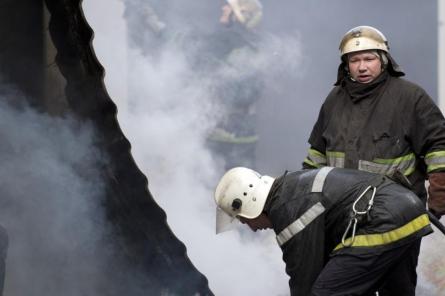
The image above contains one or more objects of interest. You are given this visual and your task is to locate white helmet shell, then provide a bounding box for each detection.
[339,26,389,56]
[214,167,274,221]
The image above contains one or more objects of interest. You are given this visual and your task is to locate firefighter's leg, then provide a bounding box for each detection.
[311,241,419,296]
[377,240,420,296]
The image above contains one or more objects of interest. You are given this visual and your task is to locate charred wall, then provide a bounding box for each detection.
[0,0,212,294]
[0,0,44,106]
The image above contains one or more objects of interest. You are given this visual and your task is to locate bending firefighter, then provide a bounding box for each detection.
[214,167,432,296]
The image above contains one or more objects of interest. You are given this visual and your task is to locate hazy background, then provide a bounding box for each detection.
[0,85,116,295]
[82,0,444,295]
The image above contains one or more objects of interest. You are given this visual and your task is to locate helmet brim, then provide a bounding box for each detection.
[216,207,240,234]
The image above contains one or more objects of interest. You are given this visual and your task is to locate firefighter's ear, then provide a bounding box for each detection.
[341,56,349,74]
[344,64,350,76]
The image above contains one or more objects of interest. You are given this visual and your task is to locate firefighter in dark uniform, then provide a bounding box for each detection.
[214,166,433,295]
[303,26,445,295]
[206,0,263,170]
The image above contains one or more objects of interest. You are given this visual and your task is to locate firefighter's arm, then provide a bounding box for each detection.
[428,172,445,217]
[303,147,327,169]
[408,90,445,216]
[303,103,329,169]
[410,89,445,166]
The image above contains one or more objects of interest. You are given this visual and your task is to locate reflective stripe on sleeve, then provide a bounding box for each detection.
[333,214,430,251]
[276,202,325,246]
[326,151,345,168]
[311,167,335,193]
[358,153,416,176]
[425,150,445,172]
[303,148,327,168]
[208,128,258,144]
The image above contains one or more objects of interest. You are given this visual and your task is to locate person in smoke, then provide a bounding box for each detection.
[302,25,445,294]
[0,225,7,295]
[219,0,262,30]
[123,0,166,57]
[214,166,433,295]
[206,0,263,170]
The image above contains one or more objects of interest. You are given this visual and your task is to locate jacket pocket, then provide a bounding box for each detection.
[372,131,404,159]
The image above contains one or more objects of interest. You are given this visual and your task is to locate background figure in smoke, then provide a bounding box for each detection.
[206,0,263,170]
[123,0,167,57]
[123,0,264,171]
[0,225,7,295]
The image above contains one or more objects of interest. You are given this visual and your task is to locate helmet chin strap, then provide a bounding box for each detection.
[376,51,389,71]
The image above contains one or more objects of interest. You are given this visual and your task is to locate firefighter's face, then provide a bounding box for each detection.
[347,51,383,83]
[238,214,272,232]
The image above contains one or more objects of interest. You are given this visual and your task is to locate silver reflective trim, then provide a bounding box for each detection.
[425,156,445,166]
[326,151,345,168]
[359,160,392,174]
[276,202,325,246]
[311,167,334,193]
[358,158,415,175]
[327,156,345,168]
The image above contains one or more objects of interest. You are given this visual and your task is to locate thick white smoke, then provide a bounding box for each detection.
[82,1,445,295]
[0,89,111,295]
[82,0,300,295]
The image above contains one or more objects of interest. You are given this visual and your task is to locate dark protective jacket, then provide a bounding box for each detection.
[303,72,445,199]
[263,167,432,296]
[204,25,261,145]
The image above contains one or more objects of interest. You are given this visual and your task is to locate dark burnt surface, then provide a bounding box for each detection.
[0,0,44,107]
[1,0,212,294]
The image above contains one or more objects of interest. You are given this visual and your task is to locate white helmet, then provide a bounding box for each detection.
[214,167,274,233]
[339,25,389,56]
[226,0,263,29]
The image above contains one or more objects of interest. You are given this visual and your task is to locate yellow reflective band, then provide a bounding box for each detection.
[426,150,445,159]
[373,153,415,165]
[326,151,345,158]
[427,164,445,173]
[425,150,445,173]
[308,148,327,159]
[208,128,258,144]
[304,149,327,168]
[326,151,345,168]
[334,214,430,251]
[303,158,323,168]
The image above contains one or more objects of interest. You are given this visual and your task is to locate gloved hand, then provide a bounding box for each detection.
[428,172,445,218]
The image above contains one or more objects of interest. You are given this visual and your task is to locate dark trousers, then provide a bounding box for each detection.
[311,240,420,296]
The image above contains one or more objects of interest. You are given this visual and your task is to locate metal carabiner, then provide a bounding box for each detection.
[341,217,358,247]
[352,185,377,215]
[342,185,377,248]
